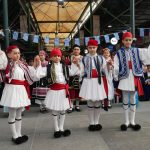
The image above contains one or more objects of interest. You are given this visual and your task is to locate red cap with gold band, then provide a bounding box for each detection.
[6,45,18,53]
[122,32,133,40]
[50,48,62,58]
[87,39,98,47]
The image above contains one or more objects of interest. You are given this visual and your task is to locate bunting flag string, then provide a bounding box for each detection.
[0,27,149,46]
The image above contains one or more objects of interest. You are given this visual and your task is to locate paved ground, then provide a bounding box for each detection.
[0,101,150,150]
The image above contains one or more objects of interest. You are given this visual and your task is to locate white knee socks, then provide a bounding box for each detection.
[87,101,95,125]
[52,110,59,131]
[8,108,19,139]
[59,111,66,131]
[94,101,101,125]
[52,110,66,131]
[15,108,23,137]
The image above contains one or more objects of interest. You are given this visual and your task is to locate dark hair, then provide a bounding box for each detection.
[73,44,80,49]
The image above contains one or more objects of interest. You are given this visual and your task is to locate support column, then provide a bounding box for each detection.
[93,15,100,36]
[130,0,135,37]
[2,0,9,48]
[79,30,84,46]
[89,0,93,36]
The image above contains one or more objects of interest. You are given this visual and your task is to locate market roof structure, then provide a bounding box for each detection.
[30,0,103,41]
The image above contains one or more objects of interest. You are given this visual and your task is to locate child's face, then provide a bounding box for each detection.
[88,46,97,55]
[122,37,133,48]
[39,54,45,61]
[51,55,61,63]
[73,47,80,56]
[8,48,20,61]
[103,50,110,58]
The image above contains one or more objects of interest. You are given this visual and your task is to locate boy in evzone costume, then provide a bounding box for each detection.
[114,32,150,131]
[79,39,109,131]
[0,45,37,144]
[34,48,80,138]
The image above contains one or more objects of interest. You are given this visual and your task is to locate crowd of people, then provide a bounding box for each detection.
[0,31,150,145]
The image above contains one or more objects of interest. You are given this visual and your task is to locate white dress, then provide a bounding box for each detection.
[113,46,150,91]
[35,62,80,111]
[79,54,107,101]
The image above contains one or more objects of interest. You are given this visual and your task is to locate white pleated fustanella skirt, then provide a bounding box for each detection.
[0,84,30,108]
[44,89,70,111]
[79,78,107,101]
[118,70,135,91]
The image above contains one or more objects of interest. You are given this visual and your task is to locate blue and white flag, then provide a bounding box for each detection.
[139,28,144,37]
[44,36,50,44]
[114,33,120,40]
[64,38,70,46]
[12,31,19,40]
[33,35,39,43]
[104,35,110,43]
[85,37,90,46]
[23,33,29,41]
[94,36,100,44]
[54,37,60,46]
[74,38,80,45]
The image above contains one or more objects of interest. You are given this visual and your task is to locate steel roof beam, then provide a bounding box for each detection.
[30,0,88,2]
[37,21,82,23]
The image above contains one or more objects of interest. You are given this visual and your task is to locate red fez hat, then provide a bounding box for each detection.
[88,39,98,47]
[39,50,46,56]
[6,45,18,53]
[122,32,133,40]
[50,48,62,58]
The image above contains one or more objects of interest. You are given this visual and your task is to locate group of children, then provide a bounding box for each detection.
[0,31,150,145]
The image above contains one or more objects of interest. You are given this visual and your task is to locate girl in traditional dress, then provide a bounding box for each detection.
[32,50,49,113]
[102,48,114,109]
[68,44,83,113]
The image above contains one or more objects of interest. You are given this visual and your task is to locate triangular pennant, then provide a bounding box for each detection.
[139,28,144,37]
[94,36,100,44]
[23,33,29,41]
[74,38,80,46]
[44,36,50,44]
[113,33,120,40]
[54,37,60,46]
[64,38,70,46]
[12,31,19,40]
[85,37,90,46]
[104,35,110,43]
[33,35,39,43]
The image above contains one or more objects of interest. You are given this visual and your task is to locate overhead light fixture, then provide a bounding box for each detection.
[58,0,64,5]
[108,25,112,28]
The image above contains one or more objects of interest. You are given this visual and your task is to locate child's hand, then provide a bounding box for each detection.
[33,55,41,68]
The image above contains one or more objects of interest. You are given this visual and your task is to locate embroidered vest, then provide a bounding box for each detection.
[117,47,143,80]
[82,55,103,84]
[47,62,69,85]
